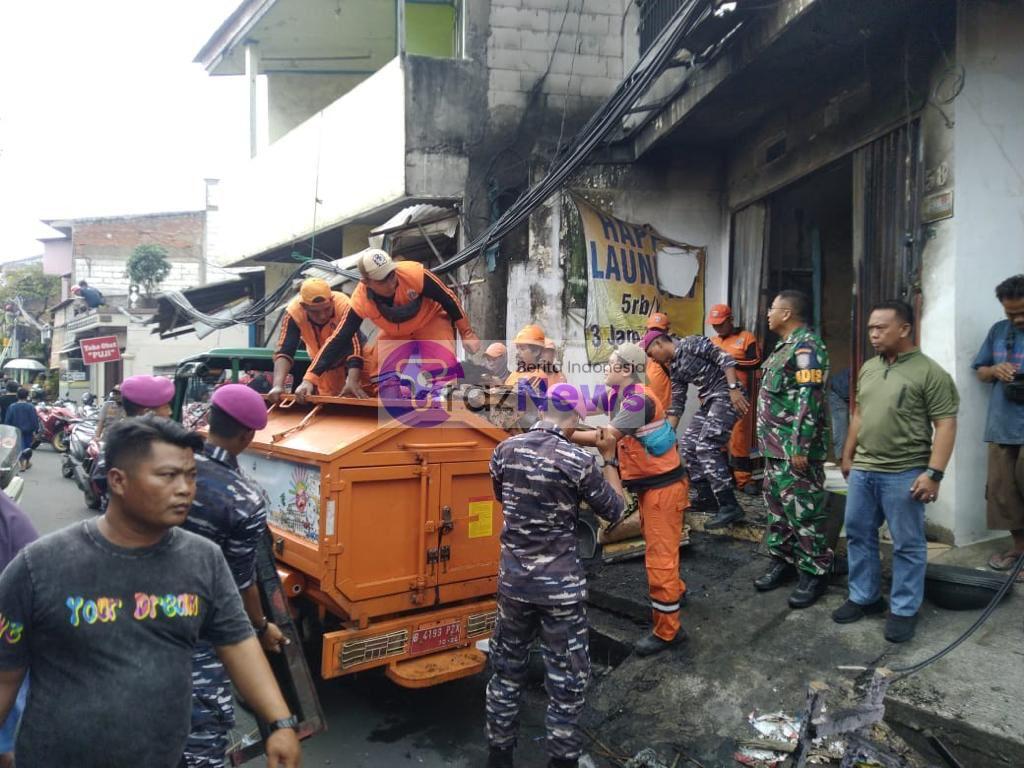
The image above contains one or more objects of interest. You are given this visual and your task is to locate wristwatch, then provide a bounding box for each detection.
[925,467,945,482]
[254,617,270,637]
[604,457,619,469]
[728,382,742,390]
[268,715,299,733]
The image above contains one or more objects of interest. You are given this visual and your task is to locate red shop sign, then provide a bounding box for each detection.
[80,335,122,365]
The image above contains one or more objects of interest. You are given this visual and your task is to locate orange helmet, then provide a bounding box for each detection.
[514,324,546,346]
[646,311,670,332]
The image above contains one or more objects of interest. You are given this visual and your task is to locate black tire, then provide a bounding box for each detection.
[61,460,74,479]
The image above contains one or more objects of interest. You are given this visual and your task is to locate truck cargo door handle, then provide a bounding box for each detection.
[441,506,454,534]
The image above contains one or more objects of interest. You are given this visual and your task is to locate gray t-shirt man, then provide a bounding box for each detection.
[0,518,253,768]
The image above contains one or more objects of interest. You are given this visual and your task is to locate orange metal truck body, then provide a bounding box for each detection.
[240,396,507,687]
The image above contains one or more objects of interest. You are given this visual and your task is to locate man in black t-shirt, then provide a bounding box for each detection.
[0,416,301,768]
[0,382,17,424]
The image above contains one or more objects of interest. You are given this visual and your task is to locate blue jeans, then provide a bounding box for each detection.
[844,468,927,616]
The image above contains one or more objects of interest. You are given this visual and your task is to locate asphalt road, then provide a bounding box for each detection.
[18,448,553,768]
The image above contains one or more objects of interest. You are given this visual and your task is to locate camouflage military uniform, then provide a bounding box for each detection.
[666,336,740,495]
[757,325,833,576]
[487,421,624,763]
[180,443,269,767]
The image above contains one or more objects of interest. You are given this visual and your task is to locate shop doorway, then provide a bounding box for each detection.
[763,158,855,377]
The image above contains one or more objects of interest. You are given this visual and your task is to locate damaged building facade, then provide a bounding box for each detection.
[512,0,1023,546]
[195,0,631,342]
[197,0,1022,548]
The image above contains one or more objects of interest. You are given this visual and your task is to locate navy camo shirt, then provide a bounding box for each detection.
[490,421,624,605]
[186,443,268,591]
[667,335,736,415]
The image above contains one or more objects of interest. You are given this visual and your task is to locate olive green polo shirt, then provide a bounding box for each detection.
[853,349,959,473]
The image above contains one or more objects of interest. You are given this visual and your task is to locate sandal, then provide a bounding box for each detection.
[988,550,1024,571]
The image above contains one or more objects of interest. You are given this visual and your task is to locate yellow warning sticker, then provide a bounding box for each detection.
[468,499,494,539]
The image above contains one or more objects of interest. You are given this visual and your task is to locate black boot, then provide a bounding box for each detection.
[634,628,688,657]
[788,572,828,609]
[705,488,744,529]
[753,559,796,591]
[487,747,514,768]
[688,480,717,512]
[548,758,578,768]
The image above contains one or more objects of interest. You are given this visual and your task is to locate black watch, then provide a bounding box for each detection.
[254,617,270,637]
[925,467,944,482]
[604,457,619,469]
[268,715,299,733]
[728,382,741,390]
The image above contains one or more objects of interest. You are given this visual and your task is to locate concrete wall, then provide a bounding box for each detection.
[945,0,1024,544]
[42,239,72,277]
[486,0,625,116]
[69,212,206,295]
[509,150,727,396]
[122,323,249,379]
[267,73,369,143]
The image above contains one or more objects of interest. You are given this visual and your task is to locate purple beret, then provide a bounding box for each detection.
[120,375,175,409]
[211,384,268,430]
[641,329,669,352]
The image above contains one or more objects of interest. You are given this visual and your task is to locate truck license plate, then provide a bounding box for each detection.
[410,620,462,654]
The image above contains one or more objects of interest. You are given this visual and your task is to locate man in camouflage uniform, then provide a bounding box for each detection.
[642,329,751,529]
[182,385,289,767]
[754,290,833,609]
[486,394,624,768]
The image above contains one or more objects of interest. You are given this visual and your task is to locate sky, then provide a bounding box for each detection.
[0,0,249,261]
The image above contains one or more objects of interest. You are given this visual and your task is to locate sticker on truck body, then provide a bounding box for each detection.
[242,453,322,543]
[467,498,494,539]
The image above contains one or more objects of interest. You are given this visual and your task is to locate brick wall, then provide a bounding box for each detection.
[70,211,205,295]
[487,0,625,113]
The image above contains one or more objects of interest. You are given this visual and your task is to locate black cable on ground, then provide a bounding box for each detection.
[890,555,1023,679]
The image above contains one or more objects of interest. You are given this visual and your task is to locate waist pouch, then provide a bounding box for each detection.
[1005,376,1024,404]
[636,418,676,456]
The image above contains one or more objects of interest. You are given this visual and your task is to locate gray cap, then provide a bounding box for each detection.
[613,342,647,371]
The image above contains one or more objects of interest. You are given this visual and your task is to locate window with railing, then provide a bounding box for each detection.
[638,0,685,55]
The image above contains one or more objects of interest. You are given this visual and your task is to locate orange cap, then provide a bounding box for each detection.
[299,278,332,305]
[707,304,732,324]
[484,342,507,358]
[646,311,671,331]
[514,324,546,346]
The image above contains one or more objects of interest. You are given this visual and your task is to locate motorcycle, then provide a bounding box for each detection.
[0,425,26,503]
[64,419,102,510]
[33,401,77,453]
[62,417,95,480]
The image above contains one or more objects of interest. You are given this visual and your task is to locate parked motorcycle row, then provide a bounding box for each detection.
[31,394,105,510]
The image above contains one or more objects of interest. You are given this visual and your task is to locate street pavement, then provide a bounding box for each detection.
[17,448,554,768]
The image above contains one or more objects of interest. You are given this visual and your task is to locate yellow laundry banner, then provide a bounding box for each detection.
[573,196,705,363]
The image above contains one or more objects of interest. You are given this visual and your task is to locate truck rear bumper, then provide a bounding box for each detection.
[321,599,496,681]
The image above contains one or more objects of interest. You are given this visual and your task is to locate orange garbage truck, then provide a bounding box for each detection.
[238,394,508,688]
[173,349,509,690]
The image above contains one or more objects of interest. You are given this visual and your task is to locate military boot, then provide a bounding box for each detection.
[705,488,744,529]
[688,480,718,512]
[788,572,828,609]
[753,558,796,591]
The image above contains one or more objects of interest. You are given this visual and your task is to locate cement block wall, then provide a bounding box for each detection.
[486,0,626,115]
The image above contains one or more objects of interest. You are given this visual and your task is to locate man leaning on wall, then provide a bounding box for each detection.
[973,275,1024,579]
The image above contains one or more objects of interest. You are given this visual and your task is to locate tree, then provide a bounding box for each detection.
[0,265,61,317]
[126,244,172,296]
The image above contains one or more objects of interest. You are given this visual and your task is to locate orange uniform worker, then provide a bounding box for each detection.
[295,249,480,400]
[575,342,689,657]
[269,278,376,401]
[645,312,673,410]
[542,339,567,385]
[708,304,762,493]
[504,325,551,391]
[480,343,511,386]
